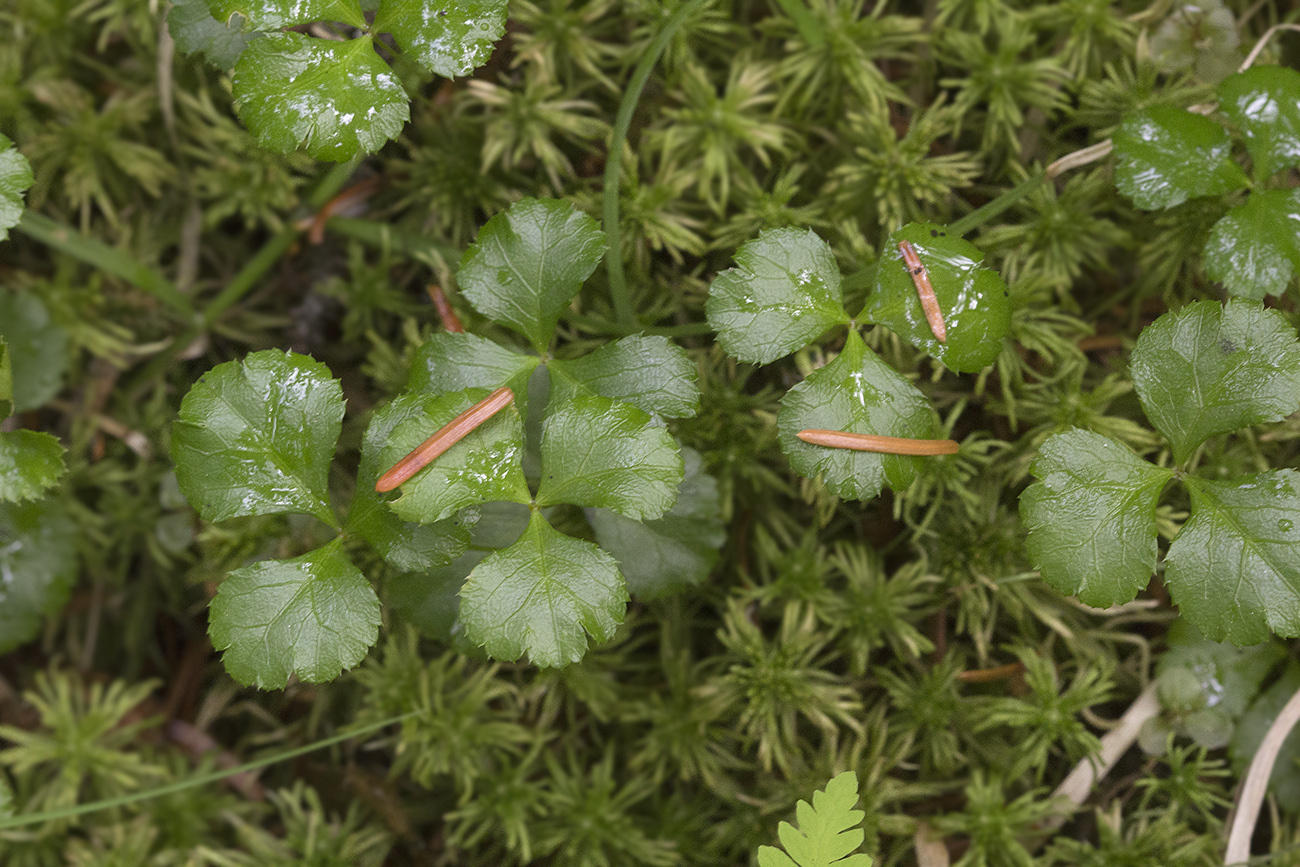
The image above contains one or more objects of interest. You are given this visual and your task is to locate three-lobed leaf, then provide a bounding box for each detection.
[459,510,627,667]
[586,447,724,598]
[232,34,409,162]
[208,538,381,688]
[757,771,872,867]
[0,431,66,504]
[776,330,937,502]
[550,334,700,418]
[172,349,343,526]
[1130,300,1300,464]
[707,228,850,364]
[1202,189,1300,299]
[866,223,1010,372]
[0,134,33,242]
[1166,471,1300,644]
[536,393,683,521]
[458,198,605,352]
[1021,429,1172,608]
[1217,65,1300,182]
[373,0,508,78]
[0,499,77,654]
[377,389,530,524]
[1113,105,1249,209]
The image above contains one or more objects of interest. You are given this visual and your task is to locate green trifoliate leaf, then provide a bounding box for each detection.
[0,431,66,503]
[373,0,508,78]
[458,198,604,352]
[866,223,1010,372]
[707,228,850,364]
[172,350,343,526]
[1113,105,1249,210]
[205,0,365,29]
[0,135,33,242]
[1021,430,1173,608]
[232,34,409,162]
[1130,300,1300,464]
[379,389,530,525]
[586,447,723,599]
[169,0,258,70]
[460,510,627,666]
[209,538,380,688]
[536,393,683,521]
[1203,189,1300,299]
[1218,65,1300,181]
[776,330,936,501]
[0,498,76,654]
[550,334,700,418]
[348,394,480,571]
[406,331,539,408]
[1166,471,1300,644]
[0,289,68,412]
[757,771,871,867]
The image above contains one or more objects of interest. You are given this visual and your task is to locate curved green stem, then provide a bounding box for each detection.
[603,0,713,333]
[947,167,1046,237]
[16,212,193,318]
[0,710,417,830]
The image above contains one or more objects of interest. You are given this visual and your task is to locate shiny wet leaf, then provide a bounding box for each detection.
[171,349,343,526]
[1021,429,1172,608]
[205,0,365,29]
[1218,65,1300,181]
[348,393,480,571]
[536,393,682,521]
[549,334,700,419]
[1203,189,1300,299]
[1113,105,1248,209]
[776,330,937,502]
[458,197,605,352]
[460,510,627,667]
[373,0,508,78]
[866,222,1010,372]
[379,389,530,525]
[1130,300,1300,464]
[1167,471,1300,644]
[208,538,381,688]
[707,227,850,364]
[232,34,409,162]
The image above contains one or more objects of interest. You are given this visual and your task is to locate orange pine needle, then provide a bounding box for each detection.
[375,386,514,492]
[897,240,947,343]
[426,285,465,333]
[796,429,959,456]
